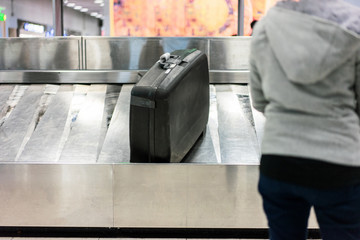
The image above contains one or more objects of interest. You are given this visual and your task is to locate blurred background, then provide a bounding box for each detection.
[0,0,282,38]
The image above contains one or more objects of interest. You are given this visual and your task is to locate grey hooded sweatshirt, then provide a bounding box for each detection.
[250,0,360,167]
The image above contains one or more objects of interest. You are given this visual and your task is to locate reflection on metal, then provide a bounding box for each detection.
[0,85,44,162]
[210,38,250,70]
[0,70,249,84]
[0,37,81,70]
[83,37,249,71]
[209,70,249,83]
[17,85,73,162]
[98,85,133,163]
[0,85,17,126]
[0,164,113,227]
[0,37,251,84]
[0,163,319,228]
[0,37,250,71]
[83,37,209,70]
[113,164,265,228]
[216,84,259,164]
[0,71,143,84]
[0,84,263,164]
[59,85,107,163]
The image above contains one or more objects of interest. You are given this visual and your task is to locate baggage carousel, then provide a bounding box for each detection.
[0,83,263,164]
[0,37,318,236]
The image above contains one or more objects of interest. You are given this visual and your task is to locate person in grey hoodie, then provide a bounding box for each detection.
[249,0,360,239]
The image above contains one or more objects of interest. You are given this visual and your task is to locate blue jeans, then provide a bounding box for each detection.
[258,174,360,240]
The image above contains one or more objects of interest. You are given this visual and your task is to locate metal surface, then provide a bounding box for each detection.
[216,85,259,164]
[0,70,249,84]
[0,164,113,226]
[98,85,133,163]
[210,38,250,70]
[0,84,261,164]
[0,37,82,70]
[0,37,250,71]
[59,85,107,163]
[0,71,142,84]
[17,85,71,162]
[0,85,15,117]
[0,85,44,162]
[83,37,209,70]
[113,164,266,228]
[0,163,319,228]
[209,70,249,83]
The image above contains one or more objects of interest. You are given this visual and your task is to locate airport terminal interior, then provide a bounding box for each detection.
[2,0,359,239]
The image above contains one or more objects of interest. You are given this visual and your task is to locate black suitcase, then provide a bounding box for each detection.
[130,49,209,163]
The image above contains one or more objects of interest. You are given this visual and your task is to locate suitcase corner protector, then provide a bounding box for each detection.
[131,96,156,108]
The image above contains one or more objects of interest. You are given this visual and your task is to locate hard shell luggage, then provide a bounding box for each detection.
[130,49,209,163]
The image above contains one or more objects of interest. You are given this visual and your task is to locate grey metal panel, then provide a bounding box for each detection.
[215,84,260,164]
[0,71,142,84]
[0,37,251,72]
[0,164,319,228]
[0,164,113,227]
[59,85,106,163]
[84,37,162,70]
[84,37,209,70]
[0,37,82,70]
[0,83,263,164]
[210,37,251,70]
[0,85,44,162]
[161,38,208,55]
[0,70,249,84]
[251,101,266,146]
[0,85,15,113]
[209,70,249,83]
[114,164,188,227]
[183,125,218,163]
[98,85,133,163]
[18,85,73,162]
[112,164,276,228]
[186,165,266,228]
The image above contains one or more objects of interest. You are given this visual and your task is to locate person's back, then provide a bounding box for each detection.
[249,0,360,239]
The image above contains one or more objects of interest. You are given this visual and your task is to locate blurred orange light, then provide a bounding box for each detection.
[113,0,238,37]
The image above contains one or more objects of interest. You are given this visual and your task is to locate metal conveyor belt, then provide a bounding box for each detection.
[0,83,265,164]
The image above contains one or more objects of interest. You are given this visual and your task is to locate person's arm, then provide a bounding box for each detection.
[249,58,268,113]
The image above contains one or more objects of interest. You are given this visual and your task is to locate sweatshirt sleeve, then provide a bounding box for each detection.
[249,58,268,113]
[356,51,360,117]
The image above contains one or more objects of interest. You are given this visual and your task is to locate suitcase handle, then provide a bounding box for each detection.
[158,49,198,70]
[159,53,170,62]
[158,53,180,69]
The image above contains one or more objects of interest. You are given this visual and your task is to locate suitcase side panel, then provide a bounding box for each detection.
[129,104,152,163]
[155,53,209,162]
[130,61,169,163]
[131,50,209,163]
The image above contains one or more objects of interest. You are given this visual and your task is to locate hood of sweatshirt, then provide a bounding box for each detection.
[263,5,360,84]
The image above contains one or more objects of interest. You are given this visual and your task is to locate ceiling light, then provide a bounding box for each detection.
[94,0,103,4]
[80,8,88,12]
[100,3,104,7]
[90,12,98,17]
[74,5,82,10]
[96,14,103,18]
[67,2,75,7]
